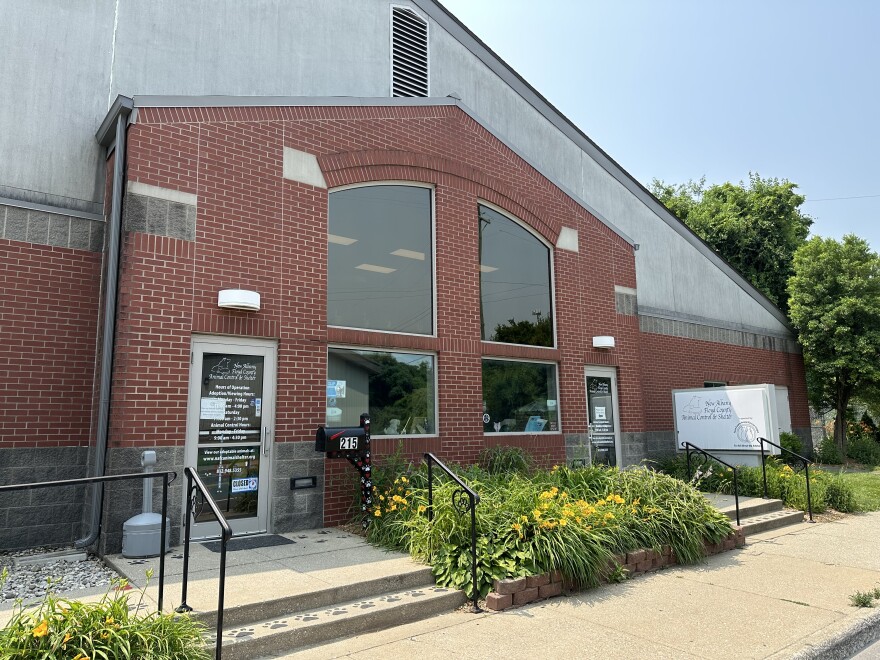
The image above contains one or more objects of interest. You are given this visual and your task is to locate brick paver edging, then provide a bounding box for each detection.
[485,526,746,611]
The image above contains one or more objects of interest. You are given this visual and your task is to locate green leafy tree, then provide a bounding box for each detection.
[788,235,880,454]
[651,174,813,313]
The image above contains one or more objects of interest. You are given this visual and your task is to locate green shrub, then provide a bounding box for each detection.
[850,590,875,608]
[826,473,859,513]
[478,445,533,475]
[816,436,843,465]
[0,569,209,659]
[846,435,880,467]
[779,431,804,465]
[367,463,733,597]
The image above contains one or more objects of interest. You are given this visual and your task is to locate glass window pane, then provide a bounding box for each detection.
[479,205,553,347]
[482,359,558,433]
[328,186,433,334]
[327,348,435,436]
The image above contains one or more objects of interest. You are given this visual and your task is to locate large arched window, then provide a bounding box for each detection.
[328,185,433,335]
[479,204,553,347]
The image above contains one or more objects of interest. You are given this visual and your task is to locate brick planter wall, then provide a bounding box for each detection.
[485,526,746,611]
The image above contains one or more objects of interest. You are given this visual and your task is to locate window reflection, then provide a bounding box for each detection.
[479,205,553,347]
[327,348,436,436]
[328,186,433,334]
[482,359,558,433]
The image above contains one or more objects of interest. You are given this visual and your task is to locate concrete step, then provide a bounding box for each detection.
[218,585,467,660]
[191,566,437,631]
[702,493,786,521]
[738,509,805,536]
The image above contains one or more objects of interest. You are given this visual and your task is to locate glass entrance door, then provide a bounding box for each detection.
[186,337,276,538]
[586,367,621,467]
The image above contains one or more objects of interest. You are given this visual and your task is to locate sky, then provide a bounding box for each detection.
[439,0,880,250]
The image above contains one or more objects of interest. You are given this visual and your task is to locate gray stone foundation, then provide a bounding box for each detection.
[621,431,677,467]
[271,442,325,533]
[0,446,90,551]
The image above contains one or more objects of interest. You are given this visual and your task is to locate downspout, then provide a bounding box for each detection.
[77,96,133,548]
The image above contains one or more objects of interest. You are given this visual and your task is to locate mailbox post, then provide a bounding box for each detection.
[316,413,373,528]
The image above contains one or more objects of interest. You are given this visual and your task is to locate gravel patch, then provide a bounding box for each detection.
[0,546,120,604]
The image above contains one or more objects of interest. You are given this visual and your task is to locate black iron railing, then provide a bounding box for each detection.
[681,441,741,526]
[424,452,481,611]
[175,467,233,660]
[0,471,175,611]
[759,437,814,522]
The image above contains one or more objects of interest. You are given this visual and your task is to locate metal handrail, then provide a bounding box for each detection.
[423,453,481,611]
[175,467,233,660]
[0,471,175,611]
[758,437,814,522]
[681,441,741,526]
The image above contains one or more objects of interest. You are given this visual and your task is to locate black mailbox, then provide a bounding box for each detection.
[316,413,370,453]
[316,426,366,453]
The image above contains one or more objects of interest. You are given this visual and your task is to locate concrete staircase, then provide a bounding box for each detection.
[213,569,465,659]
[703,493,806,536]
[105,529,465,660]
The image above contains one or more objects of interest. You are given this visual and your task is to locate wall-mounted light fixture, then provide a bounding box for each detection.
[218,289,261,312]
[592,336,615,349]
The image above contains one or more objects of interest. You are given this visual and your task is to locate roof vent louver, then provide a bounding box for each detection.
[391,6,429,97]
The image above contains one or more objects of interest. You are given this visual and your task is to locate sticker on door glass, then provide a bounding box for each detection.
[594,406,607,421]
[327,380,347,398]
[231,477,259,493]
[200,398,227,420]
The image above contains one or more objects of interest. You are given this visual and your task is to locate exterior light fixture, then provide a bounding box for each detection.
[592,336,615,349]
[217,289,261,312]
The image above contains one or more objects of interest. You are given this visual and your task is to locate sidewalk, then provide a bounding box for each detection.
[272,513,880,660]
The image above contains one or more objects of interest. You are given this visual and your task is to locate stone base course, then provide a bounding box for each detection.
[485,527,745,612]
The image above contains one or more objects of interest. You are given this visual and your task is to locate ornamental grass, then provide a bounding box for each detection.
[366,460,733,598]
[0,569,210,660]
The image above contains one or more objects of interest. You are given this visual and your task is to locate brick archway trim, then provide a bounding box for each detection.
[318,149,561,244]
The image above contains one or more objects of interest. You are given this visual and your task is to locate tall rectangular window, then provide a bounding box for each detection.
[327,348,436,437]
[328,185,433,335]
[482,359,559,433]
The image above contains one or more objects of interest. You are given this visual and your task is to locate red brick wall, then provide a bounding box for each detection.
[0,240,101,447]
[639,333,810,430]
[115,103,809,528]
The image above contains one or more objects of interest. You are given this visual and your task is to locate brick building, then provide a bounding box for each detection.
[1,1,808,550]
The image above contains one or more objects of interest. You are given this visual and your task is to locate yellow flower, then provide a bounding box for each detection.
[105,616,114,625]
[32,620,49,638]
[374,509,382,517]
[379,495,385,501]
[559,518,567,527]
[73,655,90,660]
[389,504,397,511]
[400,476,408,483]
[63,632,72,644]
[512,523,522,532]
[632,498,641,506]
[418,505,426,513]
[604,512,615,520]
[596,499,606,506]
[532,508,543,520]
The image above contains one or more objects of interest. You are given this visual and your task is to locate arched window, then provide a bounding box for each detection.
[479,204,553,347]
[328,185,433,335]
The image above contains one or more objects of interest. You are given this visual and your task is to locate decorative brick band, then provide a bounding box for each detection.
[485,526,745,611]
[0,203,104,252]
[639,313,800,354]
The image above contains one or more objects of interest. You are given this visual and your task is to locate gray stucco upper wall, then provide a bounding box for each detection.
[0,0,115,208]
[110,0,390,99]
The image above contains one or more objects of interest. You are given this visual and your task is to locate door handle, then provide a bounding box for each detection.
[262,427,271,456]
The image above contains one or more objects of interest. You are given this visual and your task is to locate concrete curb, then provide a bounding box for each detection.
[792,608,880,660]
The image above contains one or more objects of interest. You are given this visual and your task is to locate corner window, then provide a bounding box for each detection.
[327,347,436,436]
[328,185,433,335]
[482,359,559,433]
[479,204,553,347]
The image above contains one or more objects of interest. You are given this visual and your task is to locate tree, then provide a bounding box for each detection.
[651,173,813,314]
[787,235,880,454]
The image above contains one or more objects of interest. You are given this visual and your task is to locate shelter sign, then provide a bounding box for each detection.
[672,384,779,452]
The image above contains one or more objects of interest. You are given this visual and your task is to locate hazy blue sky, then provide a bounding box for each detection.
[440,0,879,250]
